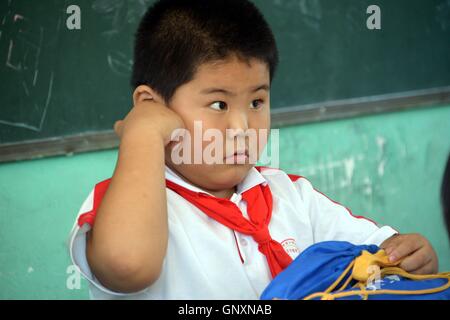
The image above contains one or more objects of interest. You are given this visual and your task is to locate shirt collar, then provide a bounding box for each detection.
[165,165,267,198]
[165,165,212,195]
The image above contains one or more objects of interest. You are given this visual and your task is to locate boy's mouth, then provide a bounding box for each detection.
[223,149,249,164]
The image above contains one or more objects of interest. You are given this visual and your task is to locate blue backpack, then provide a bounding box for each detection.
[260,241,450,300]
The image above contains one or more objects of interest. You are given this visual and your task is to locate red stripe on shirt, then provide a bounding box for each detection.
[77,178,112,227]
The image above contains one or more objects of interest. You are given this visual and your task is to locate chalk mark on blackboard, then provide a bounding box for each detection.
[93,0,152,33]
[0,0,60,133]
[0,12,5,41]
[33,69,38,86]
[298,0,322,31]
[4,13,44,75]
[0,71,54,132]
[107,51,132,75]
[33,27,43,79]
[13,14,23,22]
[92,0,151,76]
[37,71,54,131]
[92,0,125,39]
[6,39,21,70]
[0,119,40,131]
[5,14,24,69]
[22,81,29,96]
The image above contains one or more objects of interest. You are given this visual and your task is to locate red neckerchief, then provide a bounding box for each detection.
[165,179,293,278]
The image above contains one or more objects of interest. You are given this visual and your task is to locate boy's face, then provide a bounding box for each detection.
[165,54,271,194]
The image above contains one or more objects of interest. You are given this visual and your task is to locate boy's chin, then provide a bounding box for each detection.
[173,163,254,191]
[203,164,254,191]
[214,163,254,182]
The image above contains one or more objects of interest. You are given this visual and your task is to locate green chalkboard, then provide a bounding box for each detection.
[0,0,149,145]
[264,0,450,107]
[0,0,449,160]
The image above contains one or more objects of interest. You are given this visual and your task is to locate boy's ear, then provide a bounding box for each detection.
[132,85,164,106]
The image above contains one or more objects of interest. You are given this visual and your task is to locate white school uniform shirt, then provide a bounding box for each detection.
[68,166,398,300]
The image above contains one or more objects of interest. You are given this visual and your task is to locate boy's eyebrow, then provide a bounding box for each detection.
[200,84,270,96]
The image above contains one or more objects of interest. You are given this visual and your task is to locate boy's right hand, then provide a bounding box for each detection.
[113,98,185,146]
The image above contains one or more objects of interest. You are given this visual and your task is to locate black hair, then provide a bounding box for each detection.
[442,153,450,239]
[131,0,279,105]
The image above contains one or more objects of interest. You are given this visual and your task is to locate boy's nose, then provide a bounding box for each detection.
[226,111,249,139]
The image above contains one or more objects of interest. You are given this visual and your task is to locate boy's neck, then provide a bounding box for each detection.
[203,186,236,200]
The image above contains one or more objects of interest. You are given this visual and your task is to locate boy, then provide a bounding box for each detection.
[68,0,438,299]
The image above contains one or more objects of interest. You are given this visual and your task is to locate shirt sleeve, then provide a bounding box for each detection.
[67,181,148,298]
[291,175,399,246]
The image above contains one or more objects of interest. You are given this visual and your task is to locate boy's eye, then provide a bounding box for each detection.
[209,101,227,111]
[250,99,264,109]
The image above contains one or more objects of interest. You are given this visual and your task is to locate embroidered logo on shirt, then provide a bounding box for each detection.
[281,238,300,259]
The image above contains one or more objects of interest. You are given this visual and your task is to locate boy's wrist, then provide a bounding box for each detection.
[120,126,166,148]
[118,129,166,167]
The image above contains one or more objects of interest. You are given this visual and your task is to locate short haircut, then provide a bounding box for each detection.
[131,0,279,104]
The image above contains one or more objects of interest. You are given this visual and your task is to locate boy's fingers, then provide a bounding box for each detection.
[380,234,402,254]
[388,238,422,263]
[398,247,430,272]
[409,260,435,275]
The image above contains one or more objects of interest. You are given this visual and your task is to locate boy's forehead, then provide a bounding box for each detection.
[191,56,270,90]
